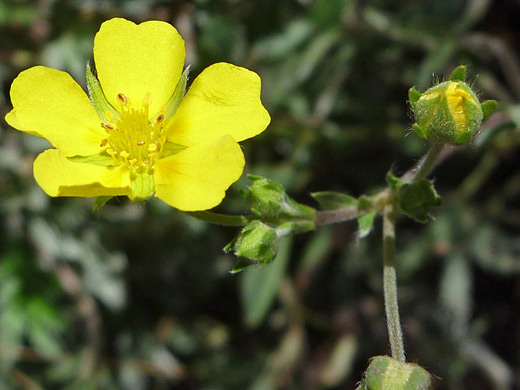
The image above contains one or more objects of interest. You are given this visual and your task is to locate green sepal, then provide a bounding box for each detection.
[93,196,113,211]
[358,210,378,238]
[67,153,115,167]
[161,142,188,159]
[86,62,120,122]
[385,171,403,190]
[129,172,155,202]
[163,66,190,120]
[449,65,466,82]
[230,257,257,274]
[412,123,427,140]
[311,191,357,210]
[408,86,422,109]
[481,99,498,121]
[360,356,432,390]
[398,179,442,223]
[225,221,279,270]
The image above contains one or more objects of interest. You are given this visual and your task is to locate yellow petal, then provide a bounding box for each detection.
[6,66,105,156]
[165,63,270,146]
[93,18,185,117]
[34,149,132,197]
[154,135,245,211]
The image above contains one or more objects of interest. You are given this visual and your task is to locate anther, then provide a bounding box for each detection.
[155,114,165,124]
[137,140,146,146]
[101,123,115,131]
[117,93,128,106]
[100,139,108,147]
[147,144,158,153]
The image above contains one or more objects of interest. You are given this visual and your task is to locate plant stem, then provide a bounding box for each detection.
[408,143,445,182]
[382,203,406,362]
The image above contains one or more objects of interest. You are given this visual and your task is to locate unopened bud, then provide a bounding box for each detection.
[358,356,432,390]
[409,66,497,145]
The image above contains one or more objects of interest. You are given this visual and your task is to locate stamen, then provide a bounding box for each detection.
[142,92,152,107]
[117,93,128,106]
[102,123,115,131]
[100,92,172,174]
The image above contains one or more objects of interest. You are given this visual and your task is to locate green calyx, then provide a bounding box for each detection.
[409,65,497,145]
[357,356,432,390]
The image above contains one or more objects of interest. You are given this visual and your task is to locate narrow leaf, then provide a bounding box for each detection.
[311,191,357,210]
[358,210,378,238]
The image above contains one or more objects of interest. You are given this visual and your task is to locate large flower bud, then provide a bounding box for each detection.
[409,66,497,145]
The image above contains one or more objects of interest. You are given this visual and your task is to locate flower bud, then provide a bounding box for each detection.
[247,175,286,217]
[246,175,315,220]
[358,356,432,390]
[225,221,278,269]
[409,66,497,145]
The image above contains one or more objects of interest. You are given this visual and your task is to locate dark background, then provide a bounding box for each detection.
[1,0,520,389]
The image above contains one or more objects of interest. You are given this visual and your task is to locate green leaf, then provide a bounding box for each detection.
[86,62,119,122]
[239,237,292,328]
[311,191,357,210]
[164,66,190,120]
[398,179,442,222]
[449,65,466,82]
[358,210,378,238]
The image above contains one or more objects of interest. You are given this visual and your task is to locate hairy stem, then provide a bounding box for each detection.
[382,203,406,362]
[408,143,445,182]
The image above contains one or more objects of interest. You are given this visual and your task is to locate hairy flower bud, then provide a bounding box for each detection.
[409,66,497,145]
[357,356,432,390]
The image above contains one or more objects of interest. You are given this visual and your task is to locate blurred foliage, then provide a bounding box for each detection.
[1,0,520,389]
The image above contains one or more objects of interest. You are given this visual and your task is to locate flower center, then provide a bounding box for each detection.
[100,93,167,175]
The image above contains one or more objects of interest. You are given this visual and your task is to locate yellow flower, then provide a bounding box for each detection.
[5,18,270,211]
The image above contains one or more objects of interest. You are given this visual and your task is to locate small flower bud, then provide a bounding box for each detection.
[247,175,315,220]
[358,356,432,390]
[247,175,285,217]
[225,221,278,269]
[409,66,497,145]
